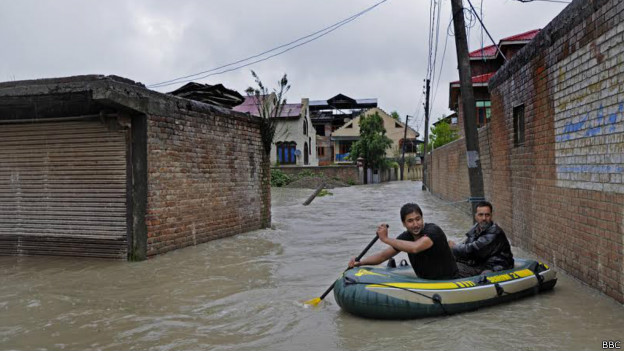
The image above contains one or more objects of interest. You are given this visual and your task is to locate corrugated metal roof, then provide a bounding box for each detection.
[279,103,302,118]
[469,44,498,58]
[231,96,261,114]
[450,72,496,86]
[232,96,301,118]
[469,29,540,59]
[356,98,377,104]
[500,29,540,42]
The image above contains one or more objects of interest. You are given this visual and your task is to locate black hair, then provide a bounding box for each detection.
[476,201,493,212]
[400,203,423,222]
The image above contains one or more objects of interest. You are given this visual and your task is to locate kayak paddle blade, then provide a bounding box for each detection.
[304,297,322,306]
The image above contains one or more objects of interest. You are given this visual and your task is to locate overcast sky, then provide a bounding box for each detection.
[0,0,570,134]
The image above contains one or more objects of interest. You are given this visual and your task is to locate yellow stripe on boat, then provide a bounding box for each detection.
[366,281,462,290]
[365,269,535,290]
[486,269,533,283]
[354,269,388,277]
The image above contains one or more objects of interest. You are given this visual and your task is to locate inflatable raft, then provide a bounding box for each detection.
[333,258,556,319]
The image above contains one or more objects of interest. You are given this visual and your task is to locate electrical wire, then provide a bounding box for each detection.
[466,0,508,62]
[147,0,388,88]
[514,0,570,3]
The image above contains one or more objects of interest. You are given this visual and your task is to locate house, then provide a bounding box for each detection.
[309,94,377,165]
[0,75,270,260]
[449,29,540,135]
[331,107,419,163]
[233,96,317,166]
[432,112,459,129]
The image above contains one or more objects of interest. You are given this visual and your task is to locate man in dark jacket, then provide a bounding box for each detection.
[448,201,514,277]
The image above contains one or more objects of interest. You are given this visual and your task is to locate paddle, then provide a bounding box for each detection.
[304,233,381,306]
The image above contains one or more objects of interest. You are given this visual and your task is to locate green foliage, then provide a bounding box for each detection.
[390,111,400,120]
[270,168,291,187]
[245,70,290,155]
[428,120,459,150]
[349,112,393,170]
[388,161,400,170]
[346,178,357,185]
[317,189,333,197]
[296,170,321,179]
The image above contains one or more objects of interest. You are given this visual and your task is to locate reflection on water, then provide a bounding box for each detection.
[0,181,622,351]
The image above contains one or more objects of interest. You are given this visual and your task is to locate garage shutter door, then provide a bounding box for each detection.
[0,119,128,258]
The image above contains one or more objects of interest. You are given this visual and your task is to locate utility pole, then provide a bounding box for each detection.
[450,0,485,218]
[421,79,431,191]
[400,114,410,181]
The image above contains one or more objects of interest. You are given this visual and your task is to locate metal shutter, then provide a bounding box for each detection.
[0,119,128,258]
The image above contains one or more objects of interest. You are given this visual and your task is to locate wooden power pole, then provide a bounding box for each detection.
[450,0,485,217]
[422,79,431,191]
[400,114,409,181]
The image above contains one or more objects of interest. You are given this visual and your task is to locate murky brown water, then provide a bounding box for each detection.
[1,181,622,351]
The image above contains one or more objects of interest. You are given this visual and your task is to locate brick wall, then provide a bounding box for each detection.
[425,138,471,214]
[428,0,624,302]
[145,111,270,257]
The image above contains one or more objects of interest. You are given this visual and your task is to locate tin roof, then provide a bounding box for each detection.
[500,29,540,43]
[232,96,302,118]
[469,29,540,59]
[450,72,496,86]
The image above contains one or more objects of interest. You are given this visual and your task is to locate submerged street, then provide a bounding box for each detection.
[1,181,622,351]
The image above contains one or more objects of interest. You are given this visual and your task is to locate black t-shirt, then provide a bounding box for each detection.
[396,223,459,280]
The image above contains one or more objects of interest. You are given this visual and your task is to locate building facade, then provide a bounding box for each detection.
[0,75,270,260]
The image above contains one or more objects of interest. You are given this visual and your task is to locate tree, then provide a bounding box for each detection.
[350,112,392,183]
[428,120,459,150]
[245,70,290,154]
[390,111,401,120]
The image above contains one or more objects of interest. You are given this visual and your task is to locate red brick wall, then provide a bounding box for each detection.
[429,0,623,302]
[425,139,470,214]
[145,111,270,256]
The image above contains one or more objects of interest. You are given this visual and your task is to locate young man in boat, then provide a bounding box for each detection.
[448,201,514,277]
[348,203,459,280]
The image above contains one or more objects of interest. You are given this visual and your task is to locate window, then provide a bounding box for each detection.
[513,105,525,146]
[276,141,297,164]
[317,147,325,157]
[303,120,308,135]
[476,100,491,127]
[339,142,351,154]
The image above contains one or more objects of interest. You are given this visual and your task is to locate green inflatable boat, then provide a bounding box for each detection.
[333,258,556,319]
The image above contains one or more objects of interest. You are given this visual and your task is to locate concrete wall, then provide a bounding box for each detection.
[426,0,624,302]
[145,111,270,257]
[272,165,359,185]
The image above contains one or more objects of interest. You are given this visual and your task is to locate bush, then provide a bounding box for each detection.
[270,169,291,187]
[295,169,320,180]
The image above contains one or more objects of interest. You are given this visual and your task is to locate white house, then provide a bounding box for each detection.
[234,96,317,166]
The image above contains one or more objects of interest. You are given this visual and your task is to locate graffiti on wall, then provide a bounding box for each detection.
[552,20,624,194]
[556,103,623,142]
[555,102,624,193]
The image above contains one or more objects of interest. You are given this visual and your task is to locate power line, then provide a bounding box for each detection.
[514,0,570,3]
[148,0,388,89]
[466,0,508,62]
[430,14,452,117]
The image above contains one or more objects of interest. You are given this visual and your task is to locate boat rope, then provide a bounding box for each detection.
[344,279,450,315]
[533,268,545,288]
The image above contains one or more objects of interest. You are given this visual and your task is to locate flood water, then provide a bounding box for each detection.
[1,181,622,351]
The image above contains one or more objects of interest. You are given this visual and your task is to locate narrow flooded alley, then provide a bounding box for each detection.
[1,181,622,351]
